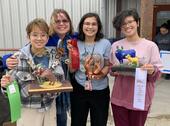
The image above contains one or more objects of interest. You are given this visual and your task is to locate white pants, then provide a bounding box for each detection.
[17,101,56,126]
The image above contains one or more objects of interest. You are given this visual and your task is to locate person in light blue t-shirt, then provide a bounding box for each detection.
[68,12,111,126]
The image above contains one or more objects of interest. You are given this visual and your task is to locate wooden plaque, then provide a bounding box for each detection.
[28,80,73,94]
[111,65,138,76]
[111,65,136,72]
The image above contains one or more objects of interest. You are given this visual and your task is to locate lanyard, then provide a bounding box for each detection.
[84,43,96,57]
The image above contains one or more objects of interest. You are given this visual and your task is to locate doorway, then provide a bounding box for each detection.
[152,4,170,40]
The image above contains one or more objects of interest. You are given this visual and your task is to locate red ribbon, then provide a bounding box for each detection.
[70,39,80,70]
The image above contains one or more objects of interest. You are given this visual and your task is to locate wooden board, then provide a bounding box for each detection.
[111,65,136,72]
[111,65,138,76]
[28,80,73,94]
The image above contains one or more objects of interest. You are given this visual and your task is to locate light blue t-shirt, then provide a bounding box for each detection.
[75,38,111,90]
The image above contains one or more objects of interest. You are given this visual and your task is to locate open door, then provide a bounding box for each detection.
[152,4,170,40]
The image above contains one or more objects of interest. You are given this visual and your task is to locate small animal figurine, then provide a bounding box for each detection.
[125,54,139,66]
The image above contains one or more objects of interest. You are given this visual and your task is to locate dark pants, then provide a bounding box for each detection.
[56,112,67,126]
[111,104,149,126]
[0,93,10,126]
[165,74,170,80]
[70,78,110,126]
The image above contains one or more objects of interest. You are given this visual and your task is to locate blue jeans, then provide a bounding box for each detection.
[57,111,67,126]
[56,92,70,126]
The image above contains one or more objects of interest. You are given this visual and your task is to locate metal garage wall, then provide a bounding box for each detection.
[0,0,111,55]
[155,0,170,3]
[121,0,141,15]
[105,0,117,38]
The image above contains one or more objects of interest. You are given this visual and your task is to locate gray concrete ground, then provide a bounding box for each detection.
[2,76,170,126]
[145,78,170,126]
[67,76,170,126]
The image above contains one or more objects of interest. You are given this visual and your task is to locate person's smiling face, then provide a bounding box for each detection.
[53,12,70,37]
[121,16,139,38]
[28,26,48,50]
[83,17,98,39]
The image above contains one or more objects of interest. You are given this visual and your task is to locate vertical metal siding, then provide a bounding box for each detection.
[1,0,114,55]
[105,0,117,38]
[121,0,141,15]
[155,0,170,3]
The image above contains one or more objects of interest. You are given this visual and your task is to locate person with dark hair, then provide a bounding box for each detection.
[110,9,162,126]
[68,12,111,126]
[154,23,170,51]
[167,20,170,30]
[154,23,170,80]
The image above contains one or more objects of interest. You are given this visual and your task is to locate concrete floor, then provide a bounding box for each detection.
[3,77,170,126]
[68,76,170,126]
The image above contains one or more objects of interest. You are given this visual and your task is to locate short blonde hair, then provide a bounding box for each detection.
[26,18,49,36]
[49,9,74,36]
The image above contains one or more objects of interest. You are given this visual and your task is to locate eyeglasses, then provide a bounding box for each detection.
[54,19,69,24]
[30,32,48,38]
[83,22,98,27]
[121,20,136,28]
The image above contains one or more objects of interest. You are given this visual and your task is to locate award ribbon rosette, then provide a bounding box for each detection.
[7,80,21,122]
[84,54,102,91]
[69,39,80,70]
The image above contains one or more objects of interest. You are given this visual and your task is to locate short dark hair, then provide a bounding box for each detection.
[78,12,104,41]
[160,23,169,29]
[112,9,140,31]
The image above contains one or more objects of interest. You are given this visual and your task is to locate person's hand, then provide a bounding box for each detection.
[87,71,105,80]
[39,69,56,83]
[56,48,64,57]
[140,64,155,75]
[84,55,93,75]
[67,40,73,51]
[6,56,18,69]
[1,75,11,88]
[110,71,119,76]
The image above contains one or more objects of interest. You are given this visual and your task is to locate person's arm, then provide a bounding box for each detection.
[91,40,111,79]
[141,43,162,82]
[1,75,11,88]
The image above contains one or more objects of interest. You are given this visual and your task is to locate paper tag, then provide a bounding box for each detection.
[84,80,92,91]
[9,84,16,94]
[133,68,147,110]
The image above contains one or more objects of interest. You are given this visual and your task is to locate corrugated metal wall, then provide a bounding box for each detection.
[121,0,141,15]
[105,0,117,39]
[0,0,117,55]
[155,0,170,3]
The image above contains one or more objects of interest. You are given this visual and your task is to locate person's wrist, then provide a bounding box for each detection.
[149,66,156,75]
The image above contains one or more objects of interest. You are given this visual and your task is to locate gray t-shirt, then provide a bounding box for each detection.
[75,38,111,90]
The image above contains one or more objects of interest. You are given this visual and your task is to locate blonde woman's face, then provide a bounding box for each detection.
[52,12,70,36]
